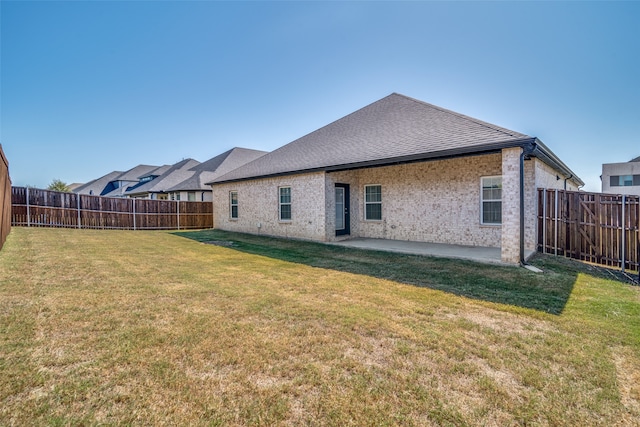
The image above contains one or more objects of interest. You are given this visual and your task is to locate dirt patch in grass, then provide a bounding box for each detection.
[612,346,640,413]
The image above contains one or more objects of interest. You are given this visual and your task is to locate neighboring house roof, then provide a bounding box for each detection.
[213,93,583,186]
[73,171,123,195]
[114,164,159,182]
[139,164,172,179]
[168,147,268,191]
[630,156,640,163]
[97,164,161,197]
[126,158,201,196]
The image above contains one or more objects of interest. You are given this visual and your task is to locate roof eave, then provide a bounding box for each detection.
[211,138,541,185]
[529,138,585,186]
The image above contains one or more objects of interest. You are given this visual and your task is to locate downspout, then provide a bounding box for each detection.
[563,174,573,190]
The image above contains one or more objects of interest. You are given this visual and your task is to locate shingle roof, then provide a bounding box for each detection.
[125,158,200,195]
[138,164,172,179]
[213,93,533,183]
[167,147,267,191]
[73,171,123,195]
[630,156,640,163]
[115,165,159,182]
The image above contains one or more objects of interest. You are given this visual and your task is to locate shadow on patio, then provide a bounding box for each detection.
[173,230,580,315]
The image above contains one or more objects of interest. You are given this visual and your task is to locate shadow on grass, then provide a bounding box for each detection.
[173,230,584,315]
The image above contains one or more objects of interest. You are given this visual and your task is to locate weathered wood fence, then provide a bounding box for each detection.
[11,187,213,230]
[0,145,11,249]
[538,189,640,272]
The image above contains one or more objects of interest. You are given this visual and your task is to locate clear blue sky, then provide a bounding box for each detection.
[2,1,638,192]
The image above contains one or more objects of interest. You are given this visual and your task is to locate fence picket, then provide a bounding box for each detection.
[11,187,213,231]
[538,188,639,273]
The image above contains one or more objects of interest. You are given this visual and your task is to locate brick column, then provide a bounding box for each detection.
[501,147,522,264]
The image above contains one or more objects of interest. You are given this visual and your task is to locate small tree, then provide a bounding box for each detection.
[47,179,70,192]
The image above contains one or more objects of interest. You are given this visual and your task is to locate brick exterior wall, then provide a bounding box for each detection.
[500,147,522,264]
[212,172,327,240]
[212,151,578,265]
[326,155,503,247]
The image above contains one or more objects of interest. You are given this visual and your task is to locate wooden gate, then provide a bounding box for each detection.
[538,189,639,272]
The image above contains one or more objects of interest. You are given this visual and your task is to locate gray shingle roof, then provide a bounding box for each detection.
[73,171,123,195]
[630,155,640,163]
[125,158,200,195]
[167,147,267,191]
[115,165,159,182]
[73,164,162,196]
[213,93,533,183]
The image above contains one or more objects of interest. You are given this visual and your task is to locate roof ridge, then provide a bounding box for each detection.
[393,93,526,139]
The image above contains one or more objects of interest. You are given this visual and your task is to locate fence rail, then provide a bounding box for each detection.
[538,188,640,272]
[0,145,11,249]
[11,187,213,230]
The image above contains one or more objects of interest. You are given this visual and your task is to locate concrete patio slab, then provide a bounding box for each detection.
[329,238,536,266]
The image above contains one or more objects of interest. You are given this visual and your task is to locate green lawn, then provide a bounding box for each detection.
[1,227,639,426]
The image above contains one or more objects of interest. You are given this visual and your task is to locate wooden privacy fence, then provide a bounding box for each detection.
[538,189,640,272]
[0,145,11,250]
[11,187,213,230]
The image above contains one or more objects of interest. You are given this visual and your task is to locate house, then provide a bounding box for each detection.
[167,147,267,201]
[601,156,640,196]
[125,159,201,200]
[73,164,160,196]
[210,93,583,265]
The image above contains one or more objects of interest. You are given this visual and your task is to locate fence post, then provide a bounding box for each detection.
[542,188,547,254]
[132,199,136,231]
[177,200,180,230]
[77,193,81,229]
[554,189,558,256]
[621,195,626,272]
[26,187,30,227]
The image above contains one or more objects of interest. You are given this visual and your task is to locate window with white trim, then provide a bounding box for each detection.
[279,187,291,221]
[188,191,196,201]
[364,185,382,221]
[230,191,238,219]
[481,176,502,225]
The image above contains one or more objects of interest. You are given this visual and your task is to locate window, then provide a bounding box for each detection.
[279,187,291,221]
[230,191,238,219]
[481,176,502,225]
[188,191,196,201]
[610,175,640,187]
[364,185,382,221]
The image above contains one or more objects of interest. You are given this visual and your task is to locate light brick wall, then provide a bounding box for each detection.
[211,152,578,266]
[327,155,504,247]
[212,173,327,240]
[500,147,522,264]
[534,160,580,191]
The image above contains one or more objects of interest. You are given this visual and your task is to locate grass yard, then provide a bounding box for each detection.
[1,227,639,426]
